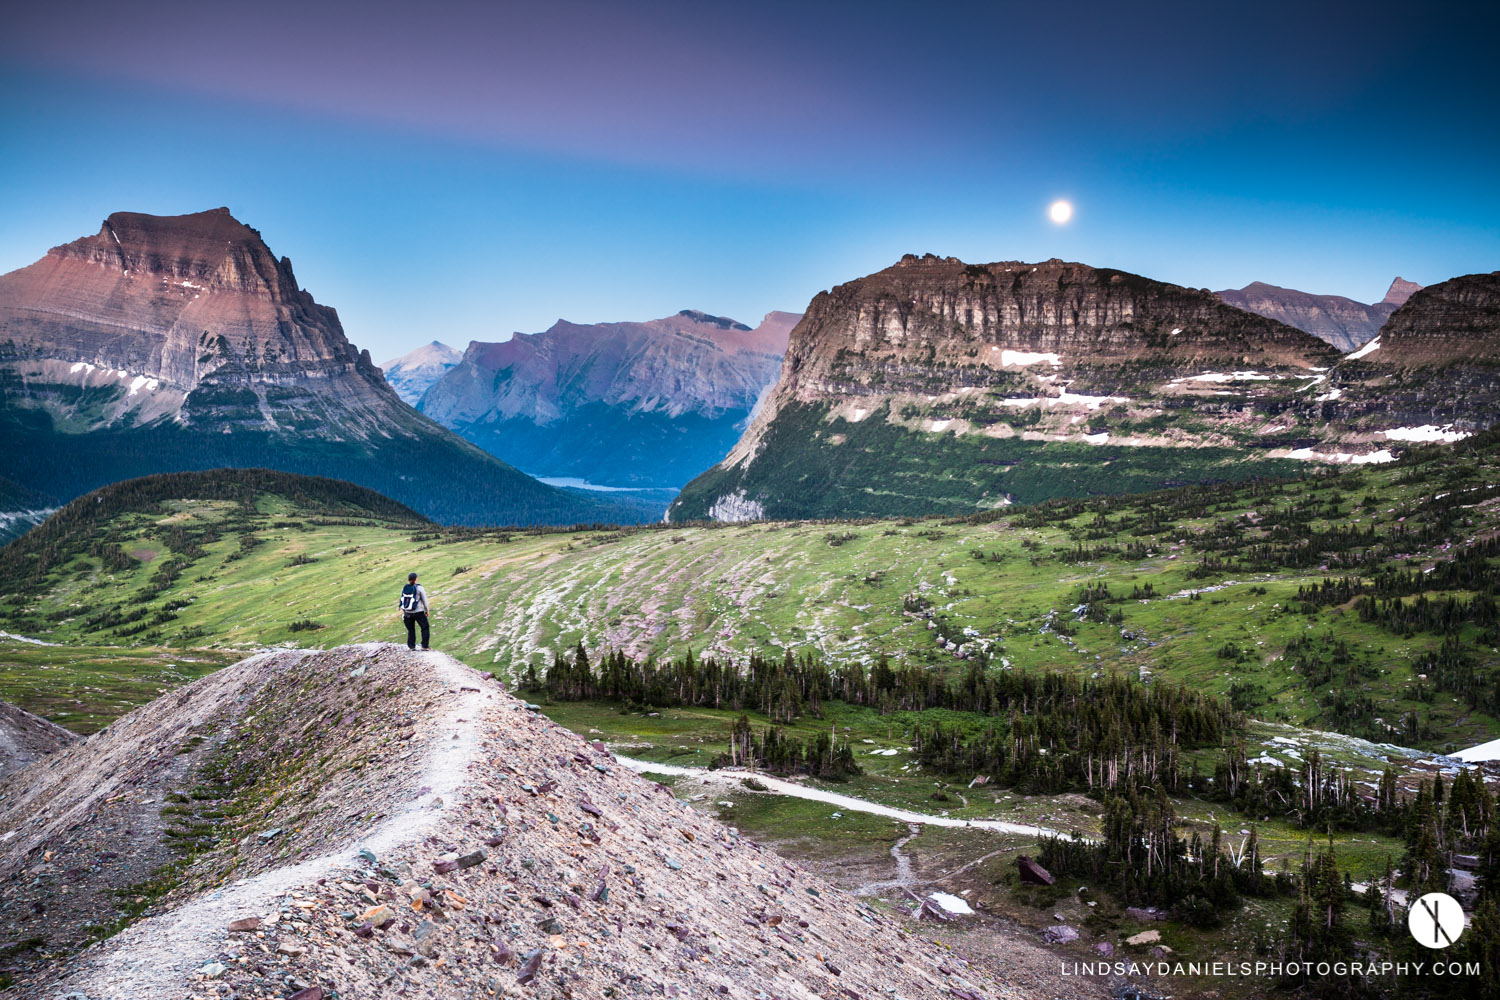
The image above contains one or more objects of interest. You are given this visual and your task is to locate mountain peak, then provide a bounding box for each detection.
[1382,276,1423,307]
[676,309,752,331]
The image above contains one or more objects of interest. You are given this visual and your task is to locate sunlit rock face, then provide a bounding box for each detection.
[0,209,634,525]
[0,207,400,435]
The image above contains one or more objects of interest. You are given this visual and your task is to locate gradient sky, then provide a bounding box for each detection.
[2,0,1497,362]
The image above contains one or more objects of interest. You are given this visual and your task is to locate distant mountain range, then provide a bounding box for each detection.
[418,310,798,488]
[669,255,1498,522]
[1215,277,1422,352]
[0,209,650,526]
[379,341,462,405]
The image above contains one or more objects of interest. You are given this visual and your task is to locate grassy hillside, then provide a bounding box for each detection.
[5,436,1498,754]
[671,400,1309,520]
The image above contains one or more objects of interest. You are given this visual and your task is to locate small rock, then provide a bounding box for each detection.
[1126,930,1161,947]
[226,917,261,933]
[197,961,227,979]
[517,948,543,984]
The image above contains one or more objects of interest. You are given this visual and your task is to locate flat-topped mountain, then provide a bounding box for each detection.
[669,255,1492,522]
[379,340,462,404]
[1215,276,1422,352]
[420,309,798,487]
[0,209,646,525]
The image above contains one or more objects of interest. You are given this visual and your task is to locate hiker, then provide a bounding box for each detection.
[399,572,430,650]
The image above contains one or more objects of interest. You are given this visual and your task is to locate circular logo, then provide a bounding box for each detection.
[1408,892,1465,949]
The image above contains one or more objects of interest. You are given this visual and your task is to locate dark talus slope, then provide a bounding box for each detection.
[5,644,1035,999]
[420,310,798,487]
[0,209,644,525]
[1215,277,1421,352]
[0,701,77,778]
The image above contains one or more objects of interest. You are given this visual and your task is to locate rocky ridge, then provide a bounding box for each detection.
[669,255,1494,522]
[3,645,1034,999]
[1215,277,1422,352]
[420,310,799,487]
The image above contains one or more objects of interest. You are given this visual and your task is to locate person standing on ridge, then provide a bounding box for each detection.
[399,571,430,650]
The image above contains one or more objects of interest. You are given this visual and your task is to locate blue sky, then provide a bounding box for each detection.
[2,0,1497,362]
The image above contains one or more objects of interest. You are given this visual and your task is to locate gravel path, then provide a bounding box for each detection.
[50,646,490,999]
[615,756,1077,840]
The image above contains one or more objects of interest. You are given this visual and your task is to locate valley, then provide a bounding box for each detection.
[2,433,1497,997]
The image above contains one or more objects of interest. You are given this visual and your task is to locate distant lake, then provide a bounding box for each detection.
[535,476,678,493]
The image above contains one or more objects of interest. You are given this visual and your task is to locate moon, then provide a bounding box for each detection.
[1049,200,1073,224]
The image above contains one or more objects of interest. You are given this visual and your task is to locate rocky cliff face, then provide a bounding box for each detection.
[0,210,646,525]
[0,208,403,434]
[1215,278,1420,352]
[379,340,462,404]
[670,256,1492,522]
[420,309,798,487]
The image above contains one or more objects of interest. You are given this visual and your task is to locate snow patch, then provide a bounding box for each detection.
[999,350,1062,367]
[1382,425,1470,444]
[1173,371,1272,384]
[926,892,974,915]
[1081,432,1109,444]
[1286,448,1395,465]
[0,632,59,646]
[1315,388,1343,401]
[926,419,952,433]
[1002,391,1126,411]
[1345,338,1380,360]
[1454,737,1500,764]
[127,375,160,396]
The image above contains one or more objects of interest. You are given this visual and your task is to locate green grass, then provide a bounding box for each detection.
[0,642,238,732]
[5,443,1498,752]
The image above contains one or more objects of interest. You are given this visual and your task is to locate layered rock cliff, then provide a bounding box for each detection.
[1215,277,1421,352]
[0,210,645,525]
[420,310,798,487]
[1366,271,1500,365]
[669,256,1492,522]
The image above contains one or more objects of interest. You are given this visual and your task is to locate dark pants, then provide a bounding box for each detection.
[405,612,430,650]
